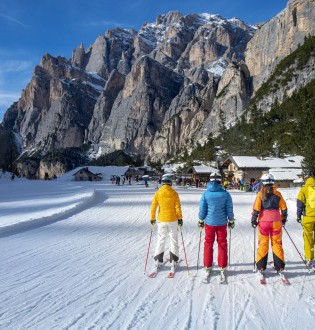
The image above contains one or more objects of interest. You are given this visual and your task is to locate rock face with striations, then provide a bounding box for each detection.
[245,0,315,91]
[87,12,255,160]
[3,54,106,151]
[2,0,315,165]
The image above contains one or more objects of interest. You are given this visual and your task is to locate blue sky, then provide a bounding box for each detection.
[0,0,288,121]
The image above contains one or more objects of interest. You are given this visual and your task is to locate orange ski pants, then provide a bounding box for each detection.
[256,221,285,271]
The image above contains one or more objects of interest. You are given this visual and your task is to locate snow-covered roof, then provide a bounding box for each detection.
[193,165,218,173]
[230,156,303,169]
[269,168,302,181]
[59,166,130,181]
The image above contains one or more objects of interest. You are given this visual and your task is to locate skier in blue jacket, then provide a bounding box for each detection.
[198,172,235,283]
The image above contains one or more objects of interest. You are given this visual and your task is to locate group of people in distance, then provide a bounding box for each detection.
[149,171,315,280]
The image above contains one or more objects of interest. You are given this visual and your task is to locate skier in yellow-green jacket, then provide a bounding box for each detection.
[150,175,183,272]
[297,171,315,271]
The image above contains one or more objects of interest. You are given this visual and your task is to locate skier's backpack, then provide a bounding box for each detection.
[307,186,315,208]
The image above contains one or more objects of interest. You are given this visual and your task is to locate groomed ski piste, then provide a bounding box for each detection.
[0,166,314,329]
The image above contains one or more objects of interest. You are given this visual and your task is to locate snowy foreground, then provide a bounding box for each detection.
[0,171,315,329]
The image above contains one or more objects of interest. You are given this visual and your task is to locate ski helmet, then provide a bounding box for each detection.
[305,170,315,178]
[260,173,275,185]
[161,175,172,186]
[209,172,222,184]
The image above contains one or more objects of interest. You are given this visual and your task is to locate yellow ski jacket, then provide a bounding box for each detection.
[297,177,315,218]
[150,185,183,222]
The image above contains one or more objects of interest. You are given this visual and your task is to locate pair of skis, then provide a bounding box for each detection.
[258,270,290,285]
[148,259,179,278]
[202,269,227,284]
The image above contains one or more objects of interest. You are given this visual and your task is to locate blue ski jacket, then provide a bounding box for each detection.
[199,181,234,226]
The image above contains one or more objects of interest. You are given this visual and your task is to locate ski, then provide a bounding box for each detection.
[167,260,180,278]
[167,259,183,278]
[148,271,158,278]
[269,262,290,285]
[258,271,267,285]
[278,272,290,285]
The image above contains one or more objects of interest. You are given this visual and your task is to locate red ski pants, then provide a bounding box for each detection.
[204,224,228,268]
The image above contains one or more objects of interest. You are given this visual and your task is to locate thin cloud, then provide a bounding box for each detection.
[78,20,135,29]
[0,12,28,28]
[0,91,20,106]
[0,60,33,74]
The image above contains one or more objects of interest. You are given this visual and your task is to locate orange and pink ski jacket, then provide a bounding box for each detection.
[251,185,287,222]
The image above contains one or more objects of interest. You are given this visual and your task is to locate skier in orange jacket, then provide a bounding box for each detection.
[251,173,288,273]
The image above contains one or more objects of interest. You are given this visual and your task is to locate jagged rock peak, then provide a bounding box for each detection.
[72,43,86,68]
[105,27,137,39]
[156,11,183,26]
[40,53,69,68]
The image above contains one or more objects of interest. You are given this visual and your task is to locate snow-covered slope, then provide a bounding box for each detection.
[0,180,314,329]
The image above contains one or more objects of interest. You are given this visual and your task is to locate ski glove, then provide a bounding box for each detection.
[297,218,302,224]
[282,218,287,227]
[150,220,156,225]
[198,220,204,228]
[251,219,258,228]
[228,220,235,229]
[178,219,183,227]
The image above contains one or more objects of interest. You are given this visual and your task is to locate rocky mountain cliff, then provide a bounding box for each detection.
[2,0,315,165]
[245,0,315,91]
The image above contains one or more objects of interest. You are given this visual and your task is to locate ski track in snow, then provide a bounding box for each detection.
[0,183,315,329]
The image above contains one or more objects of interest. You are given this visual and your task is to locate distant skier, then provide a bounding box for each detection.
[143,176,149,187]
[150,175,183,274]
[116,176,121,185]
[297,170,315,271]
[198,172,235,283]
[251,173,287,274]
[253,180,262,193]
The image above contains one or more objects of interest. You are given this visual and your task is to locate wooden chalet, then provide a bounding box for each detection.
[187,165,218,187]
[221,156,303,187]
[73,167,103,181]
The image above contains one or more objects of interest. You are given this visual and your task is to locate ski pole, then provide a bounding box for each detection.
[196,228,203,274]
[144,223,154,274]
[283,226,311,272]
[253,227,256,272]
[228,227,232,268]
[179,227,190,275]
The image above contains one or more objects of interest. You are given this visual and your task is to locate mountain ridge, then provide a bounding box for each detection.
[1,0,315,177]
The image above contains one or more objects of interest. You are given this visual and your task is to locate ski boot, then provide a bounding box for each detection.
[202,267,212,284]
[219,268,227,284]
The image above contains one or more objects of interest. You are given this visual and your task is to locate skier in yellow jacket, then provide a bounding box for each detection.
[297,171,315,270]
[150,175,183,272]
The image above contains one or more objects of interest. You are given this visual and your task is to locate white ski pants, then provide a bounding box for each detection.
[154,221,179,261]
